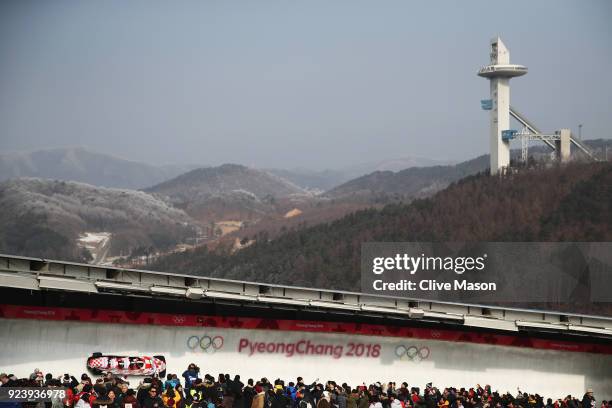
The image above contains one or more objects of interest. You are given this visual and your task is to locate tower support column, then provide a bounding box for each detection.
[490,77,511,174]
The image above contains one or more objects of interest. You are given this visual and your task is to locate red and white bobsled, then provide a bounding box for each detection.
[87,353,166,377]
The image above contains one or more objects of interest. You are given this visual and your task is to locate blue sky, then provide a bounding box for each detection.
[0,0,610,169]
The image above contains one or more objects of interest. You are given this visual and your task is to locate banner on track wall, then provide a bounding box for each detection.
[1,304,611,354]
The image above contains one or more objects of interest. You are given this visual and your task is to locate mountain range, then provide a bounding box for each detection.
[0,147,198,190]
[267,156,451,191]
[0,147,453,192]
[1,141,610,267]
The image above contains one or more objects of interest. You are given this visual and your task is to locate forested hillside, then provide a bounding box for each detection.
[325,155,488,200]
[151,162,612,290]
[145,164,307,224]
[324,140,612,201]
[0,178,196,261]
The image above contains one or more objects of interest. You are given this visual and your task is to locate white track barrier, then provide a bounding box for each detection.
[1,318,611,399]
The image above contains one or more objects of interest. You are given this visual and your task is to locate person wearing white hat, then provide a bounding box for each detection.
[582,389,595,408]
[317,391,331,408]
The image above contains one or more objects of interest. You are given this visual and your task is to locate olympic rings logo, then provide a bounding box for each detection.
[395,345,430,362]
[187,335,224,353]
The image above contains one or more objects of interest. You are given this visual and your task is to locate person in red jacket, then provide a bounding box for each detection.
[411,391,420,405]
[73,385,97,408]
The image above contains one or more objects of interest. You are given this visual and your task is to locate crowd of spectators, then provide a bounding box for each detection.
[0,366,606,408]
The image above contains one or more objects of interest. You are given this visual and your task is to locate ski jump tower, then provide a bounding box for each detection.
[477,37,527,175]
[478,37,598,175]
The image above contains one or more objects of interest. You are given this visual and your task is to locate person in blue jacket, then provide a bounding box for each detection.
[182,364,200,392]
[286,382,298,407]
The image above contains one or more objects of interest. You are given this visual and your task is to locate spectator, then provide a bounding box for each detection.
[358,391,370,408]
[347,389,359,408]
[0,373,19,408]
[369,396,383,408]
[189,379,204,403]
[77,375,92,394]
[138,379,155,407]
[317,391,331,408]
[122,390,140,408]
[74,384,97,408]
[583,390,596,408]
[336,387,347,408]
[76,395,92,408]
[243,380,256,408]
[117,384,130,406]
[92,390,118,408]
[30,369,44,386]
[182,366,200,392]
[231,376,244,408]
[48,379,64,408]
[162,385,182,408]
[390,396,402,408]
[251,386,265,408]
[270,386,289,408]
[175,385,185,403]
[143,388,163,408]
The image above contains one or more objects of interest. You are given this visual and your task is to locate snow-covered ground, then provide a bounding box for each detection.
[77,232,112,264]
